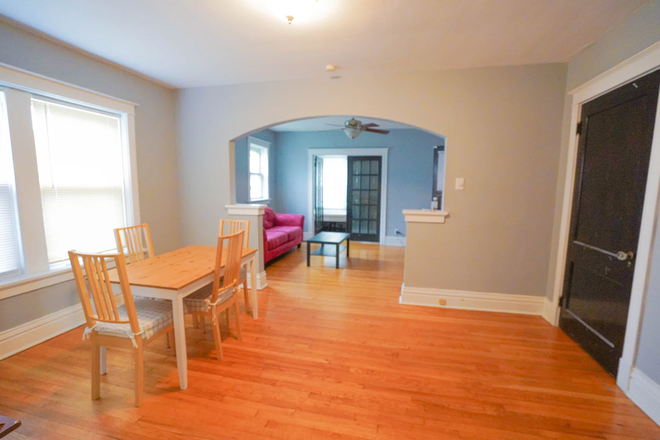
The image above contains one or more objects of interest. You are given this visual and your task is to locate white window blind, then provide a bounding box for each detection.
[0,90,22,277]
[31,98,127,264]
[322,157,347,215]
[249,142,269,201]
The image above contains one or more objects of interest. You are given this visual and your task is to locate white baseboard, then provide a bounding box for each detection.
[627,369,660,426]
[542,297,559,325]
[384,235,406,247]
[246,271,268,290]
[399,284,544,315]
[0,302,85,361]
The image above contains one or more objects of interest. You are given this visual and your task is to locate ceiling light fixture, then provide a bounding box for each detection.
[270,0,319,24]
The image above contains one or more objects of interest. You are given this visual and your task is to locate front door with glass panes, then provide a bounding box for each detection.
[347,156,381,242]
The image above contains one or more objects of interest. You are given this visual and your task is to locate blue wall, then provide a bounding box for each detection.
[234,129,277,204]
[272,129,445,237]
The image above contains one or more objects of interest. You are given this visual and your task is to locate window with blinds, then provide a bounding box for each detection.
[0,90,22,278]
[31,98,128,264]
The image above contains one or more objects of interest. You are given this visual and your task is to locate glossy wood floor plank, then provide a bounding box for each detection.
[1,243,658,439]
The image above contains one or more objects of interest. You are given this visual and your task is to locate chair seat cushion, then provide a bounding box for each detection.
[272,225,302,241]
[265,229,288,250]
[93,298,173,341]
[183,285,235,313]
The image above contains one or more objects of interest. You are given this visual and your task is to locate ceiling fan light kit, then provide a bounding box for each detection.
[339,118,391,139]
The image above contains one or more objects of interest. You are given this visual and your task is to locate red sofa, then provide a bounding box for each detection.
[263,207,305,264]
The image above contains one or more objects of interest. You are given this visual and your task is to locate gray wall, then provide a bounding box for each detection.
[547,0,660,384]
[178,64,567,297]
[0,20,179,331]
[234,129,276,204]
[272,128,444,236]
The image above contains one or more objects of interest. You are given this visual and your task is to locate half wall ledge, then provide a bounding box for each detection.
[402,209,449,224]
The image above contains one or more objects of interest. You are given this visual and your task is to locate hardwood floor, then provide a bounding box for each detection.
[1,243,658,439]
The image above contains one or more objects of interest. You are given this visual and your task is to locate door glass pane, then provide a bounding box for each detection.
[361,206,369,219]
[370,176,379,189]
[353,175,360,189]
[369,190,378,204]
[361,191,369,204]
[370,206,378,219]
[352,220,360,233]
[362,176,370,190]
[352,205,360,219]
[369,221,377,235]
[361,161,370,174]
[353,161,361,174]
[352,190,360,204]
[371,160,379,174]
[361,220,368,233]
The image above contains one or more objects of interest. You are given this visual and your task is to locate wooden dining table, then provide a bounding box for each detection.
[108,245,258,390]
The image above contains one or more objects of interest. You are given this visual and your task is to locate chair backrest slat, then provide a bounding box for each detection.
[115,224,155,264]
[69,251,139,333]
[211,231,244,304]
[219,219,250,248]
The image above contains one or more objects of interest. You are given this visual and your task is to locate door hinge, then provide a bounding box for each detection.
[576,121,582,135]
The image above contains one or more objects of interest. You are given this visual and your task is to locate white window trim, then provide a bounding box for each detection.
[0,63,140,299]
[248,136,270,202]
[307,148,389,245]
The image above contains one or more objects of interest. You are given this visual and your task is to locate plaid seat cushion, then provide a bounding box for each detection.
[183,285,235,313]
[93,297,173,341]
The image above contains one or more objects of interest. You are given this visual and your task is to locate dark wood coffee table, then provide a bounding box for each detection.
[306,232,350,268]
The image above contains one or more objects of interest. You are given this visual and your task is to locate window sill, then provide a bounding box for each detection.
[249,199,271,203]
[0,266,74,301]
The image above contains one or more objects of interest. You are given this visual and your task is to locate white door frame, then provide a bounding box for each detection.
[306,148,389,244]
[544,41,660,391]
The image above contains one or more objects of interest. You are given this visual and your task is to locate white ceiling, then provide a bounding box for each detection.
[269,116,413,132]
[0,0,648,88]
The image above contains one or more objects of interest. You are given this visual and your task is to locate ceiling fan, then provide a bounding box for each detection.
[327,118,390,139]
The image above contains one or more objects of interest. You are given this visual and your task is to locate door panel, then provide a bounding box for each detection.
[559,69,660,376]
[313,156,323,234]
[347,156,381,242]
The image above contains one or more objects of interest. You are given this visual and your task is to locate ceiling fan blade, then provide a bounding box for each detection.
[364,128,390,135]
[361,123,379,128]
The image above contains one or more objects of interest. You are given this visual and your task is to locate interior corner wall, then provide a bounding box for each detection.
[234,129,277,205]
[178,63,567,297]
[272,128,445,237]
[0,21,179,332]
[546,0,660,388]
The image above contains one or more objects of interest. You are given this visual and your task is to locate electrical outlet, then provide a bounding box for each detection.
[395,229,402,235]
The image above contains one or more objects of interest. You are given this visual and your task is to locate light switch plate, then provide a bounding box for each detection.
[455,177,465,190]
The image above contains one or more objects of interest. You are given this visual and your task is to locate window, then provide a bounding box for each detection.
[322,156,347,215]
[31,98,128,264]
[249,138,269,201]
[0,90,22,278]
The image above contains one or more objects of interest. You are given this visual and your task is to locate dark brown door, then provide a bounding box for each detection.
[559,69,660,376]
[347,156,381,242]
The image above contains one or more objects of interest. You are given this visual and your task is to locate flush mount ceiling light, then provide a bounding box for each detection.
[270,0,319,24]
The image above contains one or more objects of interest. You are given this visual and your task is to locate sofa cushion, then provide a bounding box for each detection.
[265,229,288,250]
[263,207,276,229]
[272,225,302,242]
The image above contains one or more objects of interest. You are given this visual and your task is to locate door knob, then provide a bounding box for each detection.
[616,251,635,261]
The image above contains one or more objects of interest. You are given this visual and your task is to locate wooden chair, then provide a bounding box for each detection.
[69,250,175,407]
[219,219,251,313]
[114,224,155,264]
[183,230,244,360]
[0,415,21,438]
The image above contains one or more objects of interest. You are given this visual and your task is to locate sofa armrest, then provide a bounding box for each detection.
[274,213,305,229]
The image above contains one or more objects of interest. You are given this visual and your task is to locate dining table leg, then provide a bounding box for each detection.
[172,296,188,390]
[250,255,258,319]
